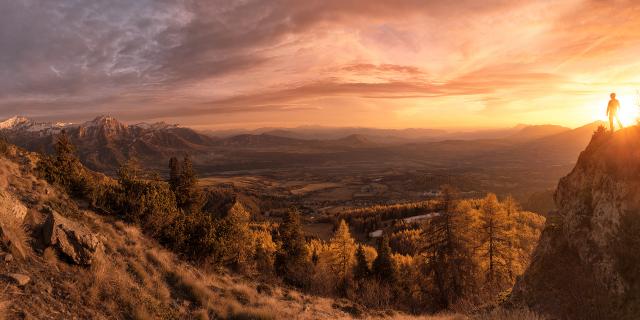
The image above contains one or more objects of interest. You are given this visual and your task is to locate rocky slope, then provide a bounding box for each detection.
[512,126,640,319]
[0,144,376,319]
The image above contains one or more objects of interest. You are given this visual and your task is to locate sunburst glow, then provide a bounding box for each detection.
[616,95,640,127]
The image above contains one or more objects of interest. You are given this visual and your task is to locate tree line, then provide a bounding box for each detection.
[36,131,545,314]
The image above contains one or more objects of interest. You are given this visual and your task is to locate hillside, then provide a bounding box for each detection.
[512,125,640,319]
[506,125,571,142]
[0,144,376,319]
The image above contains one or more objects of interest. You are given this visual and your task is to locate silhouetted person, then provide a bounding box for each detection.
[607,93,623,132]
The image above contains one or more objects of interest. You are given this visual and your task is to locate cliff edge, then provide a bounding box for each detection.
[512,126,640,319]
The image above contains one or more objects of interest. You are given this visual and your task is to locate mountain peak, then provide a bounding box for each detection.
[86,115,120,126]
[0,116,30,129]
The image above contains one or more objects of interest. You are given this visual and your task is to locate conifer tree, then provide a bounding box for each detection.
[311,248,320,266]
[372,236,397,282]
[422,187,478,309]
[168,156,181,191]
[329,220,356,288]
[55,129,77,168]
[274,208,309,286]
[479,193,514,294]
[174,155,201,212]
[353,245,371,280]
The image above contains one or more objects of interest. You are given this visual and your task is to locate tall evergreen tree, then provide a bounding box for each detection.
[55,130,77,168]
[422,187,478,309]
[39,130,84,193]
[274,208,309,286]
[168,156,181,191]
[353,245,371,280]
[372,236,397,282]
[174,155,201,212]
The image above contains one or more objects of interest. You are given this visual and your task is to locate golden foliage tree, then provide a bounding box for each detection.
[328,220,357,291]
[478,193,513,294]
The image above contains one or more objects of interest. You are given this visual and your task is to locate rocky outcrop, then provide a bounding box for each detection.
[513,127,640,319]
[42,210,101,265]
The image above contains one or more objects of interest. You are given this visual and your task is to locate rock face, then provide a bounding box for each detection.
[42,211,101,265]
[513,127,640,319]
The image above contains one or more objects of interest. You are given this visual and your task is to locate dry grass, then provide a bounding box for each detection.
[0,205,30,260]
[0,150,552,320]
[166,268,213,307]
[472,308,546,320]
[0,287,9,320]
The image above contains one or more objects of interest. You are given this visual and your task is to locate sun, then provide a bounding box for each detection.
[617,95,640,126]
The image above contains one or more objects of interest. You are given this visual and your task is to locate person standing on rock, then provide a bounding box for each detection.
[607,93,623,132]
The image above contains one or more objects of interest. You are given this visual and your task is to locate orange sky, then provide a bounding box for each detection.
[2,0,640,129]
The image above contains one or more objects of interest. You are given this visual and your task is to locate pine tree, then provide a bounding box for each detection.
[36,130,88,195]
[328,220,356,288]
[372,236,396,282]
[353,245,371,280]
[181,155,197,190]
[174,155,201,212]
[55,130,77,168]
[422,189,478,309]
[168,157,181,192]
[274,208,309,286]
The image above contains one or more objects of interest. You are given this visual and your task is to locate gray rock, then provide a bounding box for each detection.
[42,211,101,265]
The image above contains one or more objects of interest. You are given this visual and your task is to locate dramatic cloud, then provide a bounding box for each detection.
[1,0,640,128]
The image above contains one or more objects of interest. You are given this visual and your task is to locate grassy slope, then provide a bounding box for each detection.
[0,147,360,319]
[0,144,544,319]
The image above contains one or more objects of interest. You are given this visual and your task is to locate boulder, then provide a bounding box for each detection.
[42,211,101,265]
[6,273,30,286]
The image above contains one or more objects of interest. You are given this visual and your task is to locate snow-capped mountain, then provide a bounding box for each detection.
[0,115,217,173]
[0,116,73,135]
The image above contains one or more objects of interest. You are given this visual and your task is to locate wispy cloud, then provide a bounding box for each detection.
[1,0,640,128]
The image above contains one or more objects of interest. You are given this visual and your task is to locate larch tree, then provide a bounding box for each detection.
[422,187,478,309]
[328,220,356,289]
[478,193,514,295]
[501,195,519,282]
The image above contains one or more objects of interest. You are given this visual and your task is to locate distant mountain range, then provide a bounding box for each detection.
[0,115,216,173]
[0,115,605,175]
[203,123,575,143]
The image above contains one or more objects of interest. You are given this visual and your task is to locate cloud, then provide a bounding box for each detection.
[1,0,640,128]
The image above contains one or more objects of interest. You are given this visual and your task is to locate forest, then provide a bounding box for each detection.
[37,131,546,315]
